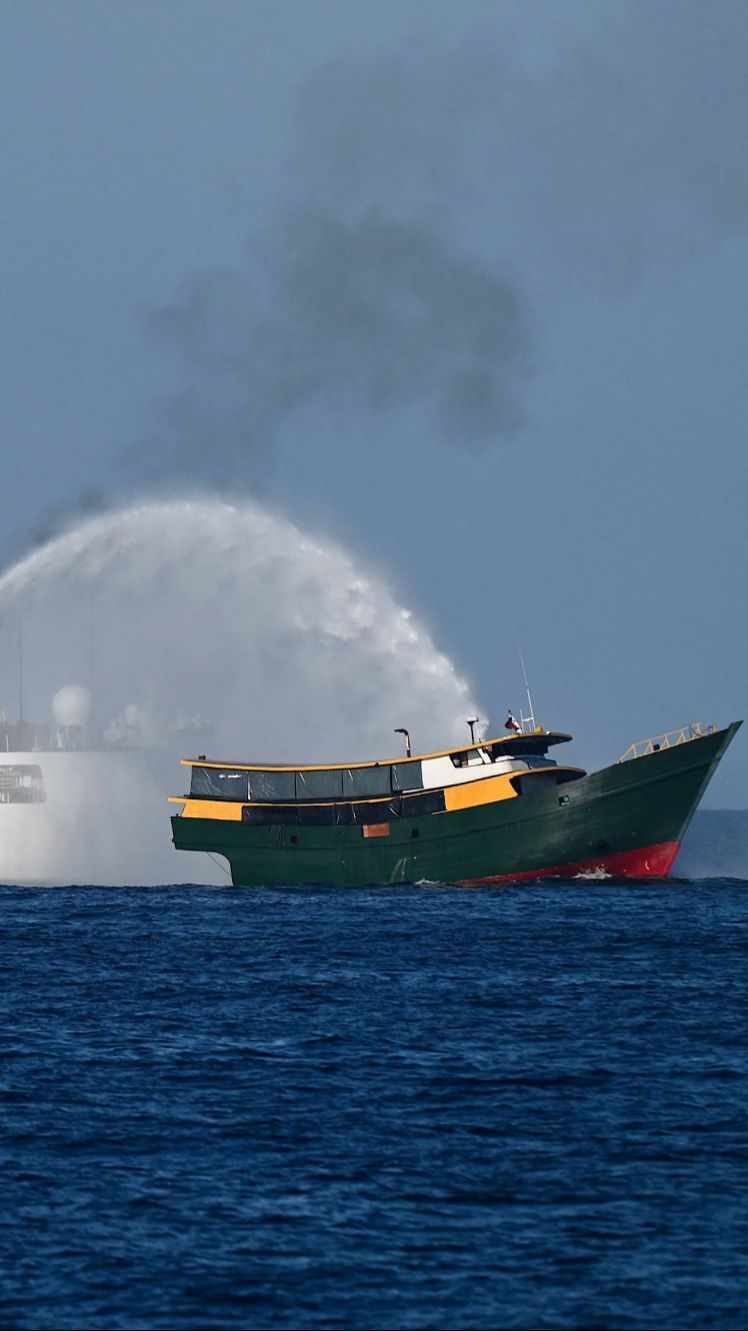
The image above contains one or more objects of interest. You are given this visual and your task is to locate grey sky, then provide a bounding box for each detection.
[1,0,747,803]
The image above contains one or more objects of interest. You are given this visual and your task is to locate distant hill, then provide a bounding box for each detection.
[678,809,748,879]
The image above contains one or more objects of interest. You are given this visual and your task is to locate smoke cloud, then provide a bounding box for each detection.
[144,214,528,482]
[140,5,748,483]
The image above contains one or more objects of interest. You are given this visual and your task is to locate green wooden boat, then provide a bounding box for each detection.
[170,719,741,885]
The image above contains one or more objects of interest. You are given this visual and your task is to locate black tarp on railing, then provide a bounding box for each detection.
[192,758,426,801]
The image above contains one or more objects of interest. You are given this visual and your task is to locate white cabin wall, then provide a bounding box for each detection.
[420,753,556,790]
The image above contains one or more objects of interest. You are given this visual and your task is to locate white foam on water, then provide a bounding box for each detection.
[0,497,481,885]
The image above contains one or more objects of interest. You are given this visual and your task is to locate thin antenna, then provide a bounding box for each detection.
[88,590,96,746]
[18,621,24,727]
[89,591,95,696]
[518,650,536,733]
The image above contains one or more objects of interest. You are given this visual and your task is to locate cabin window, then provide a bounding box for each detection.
[488,741,545,760]
[450,751,470,768]
[190,766,249,800]
[391,761,423,792]
[248,770,296,801]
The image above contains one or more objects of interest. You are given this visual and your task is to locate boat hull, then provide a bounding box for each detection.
[171,723,740,886]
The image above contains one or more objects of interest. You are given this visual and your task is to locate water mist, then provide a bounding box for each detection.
[0,498,480,885]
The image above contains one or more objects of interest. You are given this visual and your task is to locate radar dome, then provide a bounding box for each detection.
[52,685,92,728]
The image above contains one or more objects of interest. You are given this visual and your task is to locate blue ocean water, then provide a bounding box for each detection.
[1,881,747,1331]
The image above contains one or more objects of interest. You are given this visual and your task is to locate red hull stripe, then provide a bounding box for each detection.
[460,840,681,885]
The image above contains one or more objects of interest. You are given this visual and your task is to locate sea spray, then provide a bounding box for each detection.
[0,498,481,884]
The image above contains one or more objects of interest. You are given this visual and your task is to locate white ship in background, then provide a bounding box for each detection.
[0,683,217,884]
[0,686,96,805]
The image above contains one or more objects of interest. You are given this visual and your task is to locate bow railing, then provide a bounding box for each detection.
[617,721,717,764]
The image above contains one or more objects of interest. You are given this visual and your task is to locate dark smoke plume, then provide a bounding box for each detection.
[141,4,748,483]
[139,42,534,483]
[144,212,527,476]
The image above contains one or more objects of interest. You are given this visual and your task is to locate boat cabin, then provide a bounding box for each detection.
[173,731,585,826]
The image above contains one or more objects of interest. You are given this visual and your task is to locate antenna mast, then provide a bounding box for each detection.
[18,621,24,727]
[519,651,536,733]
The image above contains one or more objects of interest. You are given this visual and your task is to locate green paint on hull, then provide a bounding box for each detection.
[171,724,740,886]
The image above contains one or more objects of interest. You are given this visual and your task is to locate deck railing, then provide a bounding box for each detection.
[617,721,717,764]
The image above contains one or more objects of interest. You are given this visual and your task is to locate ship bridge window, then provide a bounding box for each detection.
[190,766,249,800]
[488,741,547,761]
[450,750,488,768]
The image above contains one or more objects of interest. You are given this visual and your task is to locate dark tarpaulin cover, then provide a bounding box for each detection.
[242,803,289,825]
[402,788,444,817]
[336,799,400,825]
[295,768,345,799]
[342,765,392,798]
[219,761,425,805]
[191,766,248,800]
[391,761,423,792]
[248,770,296,801]
[239,787,445,828]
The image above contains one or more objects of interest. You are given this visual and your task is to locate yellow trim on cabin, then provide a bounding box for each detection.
[177,798,244,821]
[443,773,518,812]
[169,793,394,812]
[178,729,570,774]
[169,765,584,816]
